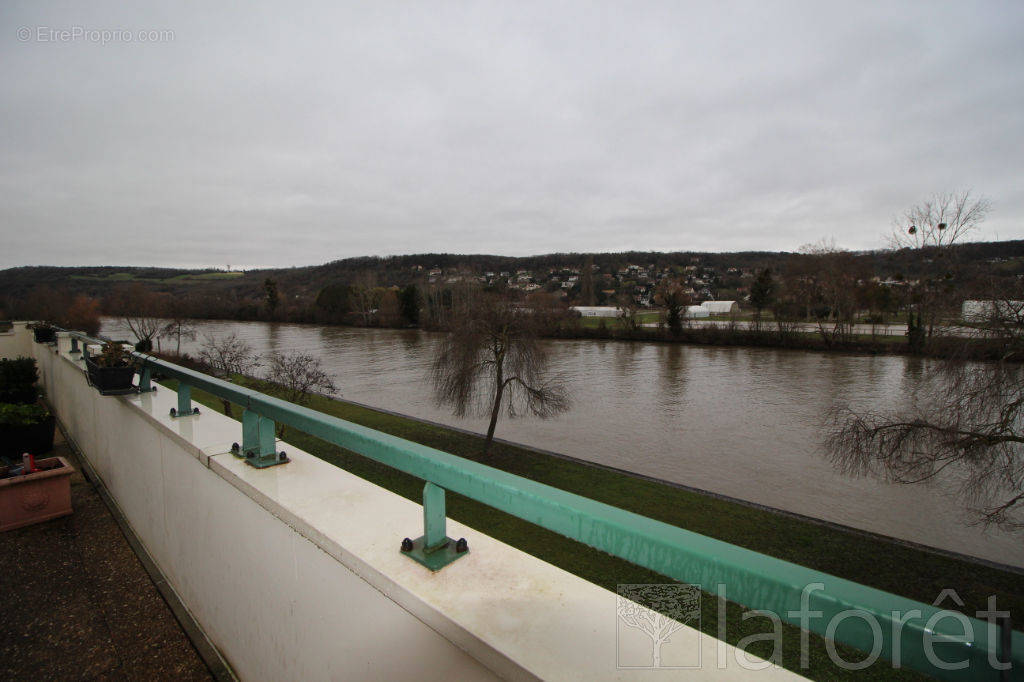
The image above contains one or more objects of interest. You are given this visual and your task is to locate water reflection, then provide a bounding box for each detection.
[99,318,1024,567]
[657,344,688,408]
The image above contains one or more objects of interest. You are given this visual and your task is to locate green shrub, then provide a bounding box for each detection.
[0,403,50,426]
[0,357,39,404]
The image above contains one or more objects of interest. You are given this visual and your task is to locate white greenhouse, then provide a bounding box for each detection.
[961,300,1024,323]
[684,305,710,318]
[700,300,740,315]
[570,306,624,318]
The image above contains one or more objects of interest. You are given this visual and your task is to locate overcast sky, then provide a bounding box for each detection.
[2,1,1023,269]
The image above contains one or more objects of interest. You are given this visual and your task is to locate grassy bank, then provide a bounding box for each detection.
[547,323,1018,361]
[164,377,1021,680]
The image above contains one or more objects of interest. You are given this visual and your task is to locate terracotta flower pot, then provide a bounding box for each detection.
[0,456,74,532]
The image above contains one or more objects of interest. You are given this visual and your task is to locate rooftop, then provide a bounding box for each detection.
[0,431,216,680]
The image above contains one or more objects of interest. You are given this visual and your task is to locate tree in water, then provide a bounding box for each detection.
[827,278,1024,529]
[431,293,570,456]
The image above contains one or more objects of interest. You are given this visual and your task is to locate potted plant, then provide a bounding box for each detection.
[0,403,56,460]
[30,323,56,344]
[0,454,74,531]
[0,357,54,460]
[0,357,40,405]
[85,343,138,395]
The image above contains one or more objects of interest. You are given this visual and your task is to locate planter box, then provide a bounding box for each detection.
[32,327,56,344]
[0,456,74,532]
[0,414,55,459]
[85,358,137,396]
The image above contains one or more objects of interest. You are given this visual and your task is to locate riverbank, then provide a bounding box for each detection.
[546,322,1017,361]
[162,374,1020,681]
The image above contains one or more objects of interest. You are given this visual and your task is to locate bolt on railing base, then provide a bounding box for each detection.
[242,449,289,469]
[400,536,468,572]
[169,407,200,418]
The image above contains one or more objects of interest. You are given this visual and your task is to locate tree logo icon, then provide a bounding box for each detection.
[616,583,702,669]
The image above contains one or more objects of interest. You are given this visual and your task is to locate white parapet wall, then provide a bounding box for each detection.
[1,325,800,681]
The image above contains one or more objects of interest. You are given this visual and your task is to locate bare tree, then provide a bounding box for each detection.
[162,312,196,355]
[350,272,379,326]
[655,280,690,337]
[377,288,402,327]
[197,332,261,379]
[264,352,337,405]
[798,240,866,345]
[431,293,571,456]
[580,255,596,306]
[197,332,261,416]
[889,190,991,250]
[616,292,642,332]
[264,352,338,436]
[112,283,166,351]
[827,279,1024,529]
[749,268,775,331]
[890,191,991,341]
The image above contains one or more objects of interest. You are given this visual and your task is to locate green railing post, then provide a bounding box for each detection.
[423,482,447,550]
[81,343,90,362]
[70,337,80,354]
[241,408,260,455]
[138,367,153,393]
[237,408,287,468]
[400,482,468,571]
[170,383,198,417]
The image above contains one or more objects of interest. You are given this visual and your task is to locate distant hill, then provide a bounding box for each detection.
[2,240,1023,318]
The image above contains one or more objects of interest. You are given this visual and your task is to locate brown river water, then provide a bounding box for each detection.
[101,319,1024,568]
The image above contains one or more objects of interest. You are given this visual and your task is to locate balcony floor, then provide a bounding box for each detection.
[0,431,214,681]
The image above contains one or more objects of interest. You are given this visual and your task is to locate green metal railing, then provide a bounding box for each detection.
[56,329,1021,680]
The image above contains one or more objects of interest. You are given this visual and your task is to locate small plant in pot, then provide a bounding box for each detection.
[30,323,57,344]
[85,342,138,395]
[0,357,55,461]
[0,403,56,461]
[0,357,40,405]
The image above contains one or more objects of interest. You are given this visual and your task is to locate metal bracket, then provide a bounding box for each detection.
[138,367,156,393]
[240,408,288,468]
[400,483,468,571]
[169,383,199,417]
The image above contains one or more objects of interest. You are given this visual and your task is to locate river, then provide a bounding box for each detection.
[101,319,1024,568]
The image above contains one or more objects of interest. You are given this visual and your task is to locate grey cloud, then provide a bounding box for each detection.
[1,0,1023,268]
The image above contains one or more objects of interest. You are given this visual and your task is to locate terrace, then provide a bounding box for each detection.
[0,321,1019,680]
